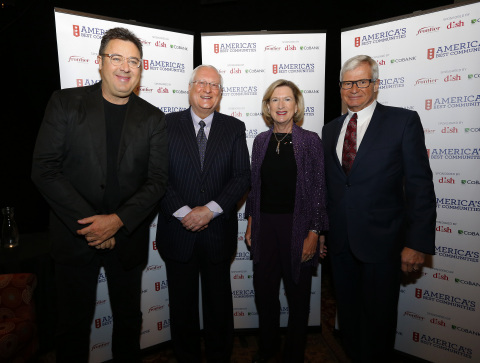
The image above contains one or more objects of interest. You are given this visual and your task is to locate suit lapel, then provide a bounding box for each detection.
[179,109,203,175]
[85,84,107,175]
[332,115,347,174]
[118,94,145,166]
[349,104,384,175]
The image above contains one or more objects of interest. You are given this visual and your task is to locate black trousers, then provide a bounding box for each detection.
[330,247,401,363]
[164,240,234,363]
[55,250,144,363]
[253,213,313,363]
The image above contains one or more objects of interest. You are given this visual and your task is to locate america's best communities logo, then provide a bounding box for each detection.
[412,332,472,359]
[415,288,476,311]
[214,43,256,53]
[435,245,479,263]
[95,315,113,328]
[427,40,480,59]
[425,95,480,110]
[72,25,106,39]
[272,64,314,74]
[143,60,185,73]
[354,28,406,47]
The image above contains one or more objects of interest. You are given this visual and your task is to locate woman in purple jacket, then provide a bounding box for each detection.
[245,79,328,362]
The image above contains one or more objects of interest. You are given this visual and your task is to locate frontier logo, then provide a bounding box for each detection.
[403,311,425,321]
[416,26,440,35]
[146,265,162,272]
[412,332,472,358]
[148,305,165,313]
[68,56,89,63]
[91,342,110,351]
[264,45,281,51]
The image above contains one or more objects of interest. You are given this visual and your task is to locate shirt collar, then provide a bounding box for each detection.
[190,107,214,128]
[347,100,377,125]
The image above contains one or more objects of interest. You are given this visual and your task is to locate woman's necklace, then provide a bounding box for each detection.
[273,132,290,155]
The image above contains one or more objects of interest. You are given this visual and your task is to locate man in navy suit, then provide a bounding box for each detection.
[156,65,250,362]
[322,55,436,362]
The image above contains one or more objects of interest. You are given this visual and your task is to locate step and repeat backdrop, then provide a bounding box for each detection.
[341,1,480,362]
[201,31,327,329]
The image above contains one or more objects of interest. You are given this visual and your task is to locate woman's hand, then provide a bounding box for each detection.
[245,216,252,247]
[319,235,327,259]
[301,231,319,262]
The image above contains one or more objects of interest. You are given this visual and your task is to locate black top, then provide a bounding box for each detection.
[102,98,127,213]
[260,133,297,213]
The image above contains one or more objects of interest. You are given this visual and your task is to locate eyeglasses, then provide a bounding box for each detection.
[100,54,142,69]
[339,79,376,89]
[191,80,222,91]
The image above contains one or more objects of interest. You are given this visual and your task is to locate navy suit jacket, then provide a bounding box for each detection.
[156,108,250,263]
[322,103,436,263]
[32,82,168,269]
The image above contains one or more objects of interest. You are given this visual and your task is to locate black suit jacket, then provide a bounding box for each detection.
[322,103,436,262]
[32,82,168,269]
[156,108,250,263]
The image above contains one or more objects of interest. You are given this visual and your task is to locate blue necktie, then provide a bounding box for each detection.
[197,120,207,170]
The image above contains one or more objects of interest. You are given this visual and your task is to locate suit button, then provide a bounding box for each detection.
[100,184,105,190]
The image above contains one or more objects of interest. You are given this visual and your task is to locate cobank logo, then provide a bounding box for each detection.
[458,229,480,236]
[472,18,480,24]
[76,79,100,88]
[301,89,320,94]
[390,56,416,64]
[155,280,168,291]
[72,25,106,39]
[222,86,258,97]
[425,95,480,110]
[436,197,480,211]
[427,40,480,60]
[452,324,480,336]
[95,315,113,328]
[143,60,185,73]
[157,319,170,331]
[214,42,256,53]
[232,289,255,298]
[160,106,188,114]
[403,311,425,320]
[455,278,480,287]
[68,56,89,63]
[416,26,440,35]
[91,342,110,351]
[172,89,188,94]
[272,63,314,74]
[379,77,404,90]
[414,288,476,311]
[412,331,472,358]
[414,78,438,86]
[245,68,265,74]
[354,28,406,47]
[430,149,480,160]
[465,127,480,133]
[170,44,188,51]
[436,245,479,263]
[300,45,320,51]
[461,180,480,185]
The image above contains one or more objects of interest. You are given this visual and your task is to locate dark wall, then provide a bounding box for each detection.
[0,0,452,233]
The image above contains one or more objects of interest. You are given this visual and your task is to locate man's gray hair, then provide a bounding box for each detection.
[340,55,379,81]
[189,65,224,88]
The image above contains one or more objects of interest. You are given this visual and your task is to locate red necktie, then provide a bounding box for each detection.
[341,113,357,175]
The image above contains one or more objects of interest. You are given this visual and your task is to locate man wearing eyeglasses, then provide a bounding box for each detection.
[322,55,435,362]
[32,28,168,362]
[156,65,250,362]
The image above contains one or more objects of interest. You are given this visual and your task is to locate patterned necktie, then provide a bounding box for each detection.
[197,120,207,170]
[341,113,358,175]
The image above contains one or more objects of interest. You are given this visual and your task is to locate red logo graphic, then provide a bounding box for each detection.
[413,332,419,342]
[355,37,360,47]
[214,44,219,53]
[415,288,422,299]
[95,318,101,328]
[157,322,163,331]
[157,87,169,93]
[272,64,278,74]
[143,60,149,70]
[76,79,83,87]
[447,20,464,29]
[155,282,161,291]
[155,41,166,48]
[425,99,432,110]
[427,48,435,60]
[152,241,157,250]
[73,25,80,37]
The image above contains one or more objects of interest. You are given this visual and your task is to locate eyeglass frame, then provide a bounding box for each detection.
[339,79,377,90]
[99,53,142,69]
[190,80,223,91]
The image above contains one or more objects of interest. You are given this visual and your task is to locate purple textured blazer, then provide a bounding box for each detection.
[245,123,328,282]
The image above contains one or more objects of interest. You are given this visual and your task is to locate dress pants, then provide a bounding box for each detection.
[164,238,234,363]
[55,250,143,363]
[254,213,313,363]
[330,247,401,363]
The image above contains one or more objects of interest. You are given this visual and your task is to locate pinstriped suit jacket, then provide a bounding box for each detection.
[156,108,250,263]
